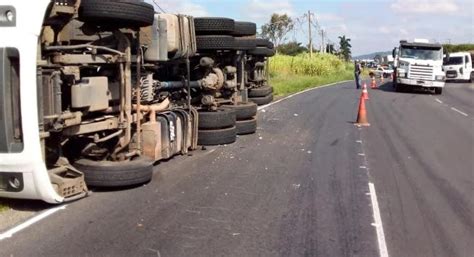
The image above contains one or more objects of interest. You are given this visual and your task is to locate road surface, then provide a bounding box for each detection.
[0,81,472,257]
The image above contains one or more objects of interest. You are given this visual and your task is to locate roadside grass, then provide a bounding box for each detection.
[271,71,354,96]
[269,53,355,96]
[0,201,9,212]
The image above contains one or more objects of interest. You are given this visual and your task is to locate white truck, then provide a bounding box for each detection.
[443,52,474,82]
[0,0,274,203]
[392,39,446,94]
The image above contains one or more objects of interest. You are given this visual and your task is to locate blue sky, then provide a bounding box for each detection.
[146,0,473,55]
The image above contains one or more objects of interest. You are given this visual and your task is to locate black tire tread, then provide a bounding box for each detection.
[194,17,235,35]
[248,47,276,57]
[74,157,153,187]
[222,102,258,120]
[196,35,236,50]
[232,21,257,36]
[79,0,155,28]
[249,93,273,106]
[248,85,273,97]
[198,126,237,146]
[198,109,236,129]
[236,118,257,135]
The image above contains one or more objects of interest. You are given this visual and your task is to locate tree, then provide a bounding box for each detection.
[261,14,294,47]
[338,35,352,61]
[277,41,308,56]
[326,44,336,54]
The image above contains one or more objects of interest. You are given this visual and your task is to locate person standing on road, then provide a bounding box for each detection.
[354,60,362,89]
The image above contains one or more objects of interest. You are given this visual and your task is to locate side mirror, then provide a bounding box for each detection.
[392,47,398,58]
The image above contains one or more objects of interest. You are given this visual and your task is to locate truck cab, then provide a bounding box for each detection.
[393,39,446,94]
[443,52,474,82]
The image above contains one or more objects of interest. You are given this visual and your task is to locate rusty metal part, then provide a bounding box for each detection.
[45,44,125,56]
[52,54,120,65]
[63,117,119,136]
[133,98,171,123]
[48,158,88,200]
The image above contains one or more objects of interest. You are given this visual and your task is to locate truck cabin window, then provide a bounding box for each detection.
[443,56,463,65]
[400,46,443,61]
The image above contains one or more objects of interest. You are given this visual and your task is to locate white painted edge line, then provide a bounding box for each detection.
[258,80,352,111]
[435,98,443,104]
[0,205,66,241]
[451,107,469,117]
[368,183,389,257]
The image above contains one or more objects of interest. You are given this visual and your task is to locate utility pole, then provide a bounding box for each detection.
[321,29,325,53]
[308,10,313,58]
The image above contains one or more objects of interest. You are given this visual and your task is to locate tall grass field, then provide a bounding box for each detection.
[269,53,354,96]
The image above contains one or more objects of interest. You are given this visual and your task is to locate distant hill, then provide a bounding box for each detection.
[354,51,391,60]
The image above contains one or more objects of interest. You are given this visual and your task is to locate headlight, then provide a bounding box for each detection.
[435,75,445,81]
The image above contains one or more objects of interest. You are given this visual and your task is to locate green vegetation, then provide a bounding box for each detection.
[269,53,354,96]
[0,201,9,212]
[443,44,474,53]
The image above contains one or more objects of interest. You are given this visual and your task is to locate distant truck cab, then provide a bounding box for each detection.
[392,39,446,94]
[443,52,474,82]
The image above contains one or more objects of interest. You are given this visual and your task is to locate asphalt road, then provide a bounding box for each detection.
[0,80,472,257]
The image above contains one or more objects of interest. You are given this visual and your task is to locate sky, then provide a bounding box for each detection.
[145,0,474,56]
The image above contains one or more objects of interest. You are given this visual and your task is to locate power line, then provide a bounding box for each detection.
[152,0,166,13]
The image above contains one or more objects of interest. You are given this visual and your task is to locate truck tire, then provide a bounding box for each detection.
[248,47,276,57]
[255,38,274,49]
[434,88,443,95]
[249,93,273,106]
[470,72,474,83]
[74,157,154,187]
[198,108,236,129]
[194,17,235,35]
[248,85,273,97]
[79,0,155,29]
[222,102,258,120]
[232,22,257,36]
[198,126,237,146]
[196,35,236,50]
[236,118,257,135]
[234,38,257,50]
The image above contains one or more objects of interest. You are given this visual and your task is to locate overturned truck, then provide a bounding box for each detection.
[0,0,275,203]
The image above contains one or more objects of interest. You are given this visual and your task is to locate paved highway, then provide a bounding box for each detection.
[0,81,472,257]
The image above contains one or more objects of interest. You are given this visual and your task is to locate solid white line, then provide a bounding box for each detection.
[257,80,352,111]
[435,98,443,104]
[369,183,389,257]
[451,107,469,117]
[0,205,66,241]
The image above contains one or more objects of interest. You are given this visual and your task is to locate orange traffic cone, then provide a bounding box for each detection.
[371,77,378,89]
[355,95,370,127]
[362,83,369,100]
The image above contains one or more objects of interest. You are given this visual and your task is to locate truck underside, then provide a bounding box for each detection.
[0,0,276,203]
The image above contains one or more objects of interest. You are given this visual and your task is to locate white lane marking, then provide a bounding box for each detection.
[257,80,352,111]
[435,98,443,104]
[360,166,367,169]
[369,183,389,257]
[0,205,67,241]
[451,107,469,117]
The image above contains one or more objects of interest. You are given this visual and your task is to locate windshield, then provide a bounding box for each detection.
[443,56,463,65]
[400,46,443,61]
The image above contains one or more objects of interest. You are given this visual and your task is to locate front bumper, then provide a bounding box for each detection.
[398,78,444,88]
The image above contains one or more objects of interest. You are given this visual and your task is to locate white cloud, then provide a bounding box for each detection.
[391,0,459,14]
[145,0,209,16]
[243,0,294,21]
[378,26,391,34]
[318,13,344,22]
